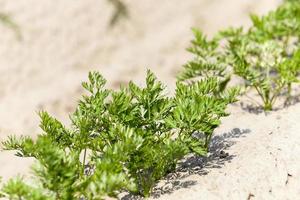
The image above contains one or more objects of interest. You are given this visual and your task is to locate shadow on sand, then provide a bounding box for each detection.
[121,128,251,199]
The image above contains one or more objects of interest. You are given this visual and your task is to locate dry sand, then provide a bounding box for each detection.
[149,103,300,200]
[2,0,300,199]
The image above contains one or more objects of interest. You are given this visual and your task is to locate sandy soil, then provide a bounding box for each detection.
[149,103,300,200]
[2,0,299,199]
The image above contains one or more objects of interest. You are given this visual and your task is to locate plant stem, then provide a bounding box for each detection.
[283,35,290,56]
[205,133,213,150]
[263,102,273,111]
[83,148,87,169]
[287,82,292,98]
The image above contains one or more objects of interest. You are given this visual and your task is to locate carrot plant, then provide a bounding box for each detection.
[1,70,237,199]
[178,28,230,90]
[225,29,300,110]
[179,0,300,111]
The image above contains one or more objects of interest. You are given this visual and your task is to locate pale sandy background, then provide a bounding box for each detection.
[2,1,300,199]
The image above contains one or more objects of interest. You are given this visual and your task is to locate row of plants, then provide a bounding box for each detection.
[179,0,300,111]
[1,0,300,199]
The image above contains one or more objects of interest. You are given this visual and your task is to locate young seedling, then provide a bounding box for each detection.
[178,29,231,91]
[179,0,300,111]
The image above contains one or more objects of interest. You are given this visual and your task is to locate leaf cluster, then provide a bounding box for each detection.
[179,0,300,111]
[1,70,237,199]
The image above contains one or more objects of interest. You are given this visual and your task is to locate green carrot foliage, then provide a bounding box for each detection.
[1,70,237,199]
[180,0,300,111]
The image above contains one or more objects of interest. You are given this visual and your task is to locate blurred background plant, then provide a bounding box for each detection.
[0,12,22,40]
[107,0,129,27]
